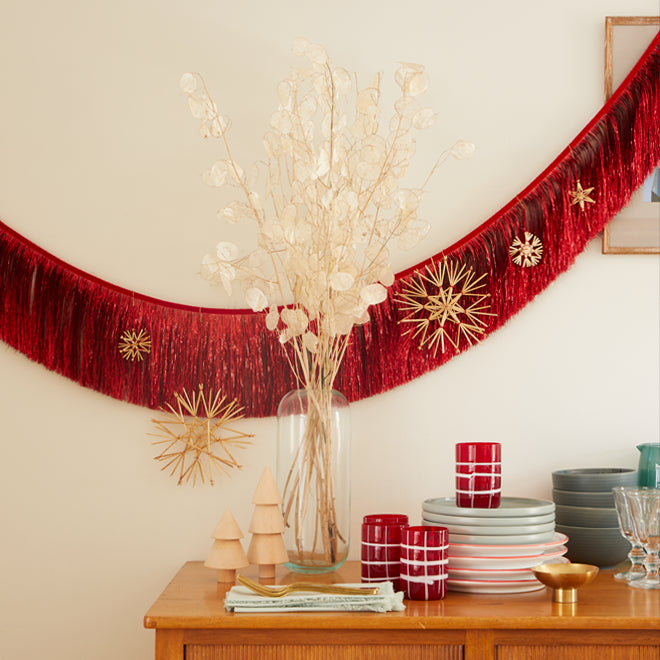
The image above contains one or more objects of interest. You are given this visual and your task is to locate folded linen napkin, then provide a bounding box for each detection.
[224,581,405,613]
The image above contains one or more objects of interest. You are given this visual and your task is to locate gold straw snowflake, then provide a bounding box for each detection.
[397,259,496,356]
[150,385,253,486]
[118,328,152,361]
[509,232,543,267]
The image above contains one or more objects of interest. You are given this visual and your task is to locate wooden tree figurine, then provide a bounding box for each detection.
[204,508,249,583]
[247,467,289,579]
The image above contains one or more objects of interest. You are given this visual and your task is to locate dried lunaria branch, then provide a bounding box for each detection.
[180,38,474,393]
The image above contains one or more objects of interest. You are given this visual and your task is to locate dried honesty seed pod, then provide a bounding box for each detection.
[218,201,243,224]
[302,331,318,353]
[360,283,388,305]
[179,73,197,94]
[395,63,430,97]
[329,272,355,292]
[188,96,208,120]
[451,140,476,160]
[200,255,236,295]
[246,288,268,312]
[215,241,239,261]
[291,37,310,57]
[413,108,435,130]
[203,162,229,187]
[265,308,279,331]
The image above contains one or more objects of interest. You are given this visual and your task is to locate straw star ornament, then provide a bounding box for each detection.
[509,232,543,267]
[150,385,253,486]
[397,259,496,356]
[569,180,596,211]
[118,328,152,361]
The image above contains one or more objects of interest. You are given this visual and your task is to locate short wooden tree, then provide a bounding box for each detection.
[204,508,249,583]
[247,467,288,579]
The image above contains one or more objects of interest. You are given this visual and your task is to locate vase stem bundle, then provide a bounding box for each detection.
[279,385,347,568]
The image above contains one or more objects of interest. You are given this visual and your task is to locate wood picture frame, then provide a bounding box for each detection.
[602,16,660,255]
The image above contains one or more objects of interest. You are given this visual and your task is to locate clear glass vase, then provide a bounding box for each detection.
[276,388,350,573]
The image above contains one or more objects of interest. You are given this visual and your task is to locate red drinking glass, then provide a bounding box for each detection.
[399,525,448,600]
[455,442,502,508]
[361,514,409,590]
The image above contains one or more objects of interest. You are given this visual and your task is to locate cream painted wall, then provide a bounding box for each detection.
[1,1,658,658]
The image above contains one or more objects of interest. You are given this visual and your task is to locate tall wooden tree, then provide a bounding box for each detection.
[247,467,288,579]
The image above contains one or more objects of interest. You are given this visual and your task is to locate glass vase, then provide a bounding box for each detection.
[276,388,351,573]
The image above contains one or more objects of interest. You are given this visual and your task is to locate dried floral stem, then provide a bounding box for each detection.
[180,38,473,564]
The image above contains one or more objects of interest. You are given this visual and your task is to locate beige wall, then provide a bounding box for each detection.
[1,1,658,658]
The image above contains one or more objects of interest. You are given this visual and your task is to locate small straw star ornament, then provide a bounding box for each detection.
[509,232,543,267]
[569,180,596,211]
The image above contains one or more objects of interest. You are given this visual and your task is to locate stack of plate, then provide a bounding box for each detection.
[422,497,568,593]
[552,468,637,566]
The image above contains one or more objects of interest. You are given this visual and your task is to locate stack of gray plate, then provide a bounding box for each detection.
[552,468,637,567]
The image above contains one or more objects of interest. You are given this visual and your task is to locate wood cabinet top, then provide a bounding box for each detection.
[144,561,660,631]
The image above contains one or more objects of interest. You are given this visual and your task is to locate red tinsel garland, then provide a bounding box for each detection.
[1,34,659,417]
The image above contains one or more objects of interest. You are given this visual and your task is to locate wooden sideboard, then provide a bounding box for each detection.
[144,561,660,660]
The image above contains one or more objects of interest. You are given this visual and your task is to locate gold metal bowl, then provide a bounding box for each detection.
[532,563,599,603]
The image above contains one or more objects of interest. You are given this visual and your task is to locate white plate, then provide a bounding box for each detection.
[448,557,569,581]
[447,532,568,556]
[423,497,554,517]
[421,510,555,527]
[422,519,556,536]
[447,547,568,570]
[447,578,545,594]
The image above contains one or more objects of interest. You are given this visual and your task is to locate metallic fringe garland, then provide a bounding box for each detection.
[1,35,659,417]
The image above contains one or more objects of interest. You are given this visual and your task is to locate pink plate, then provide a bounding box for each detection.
[447,547,568,570]
[447,578,545,594]
[448,532,568,557]
[448,556,569,581]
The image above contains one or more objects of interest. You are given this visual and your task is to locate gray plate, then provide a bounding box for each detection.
[554,504,619,527]
[423,497,555,518]
[421,517,555,536]
[552,488,614,508]
[551,468,637,492]
[446,530,557,545]
[555,524,630,567]
[421,510,555,528]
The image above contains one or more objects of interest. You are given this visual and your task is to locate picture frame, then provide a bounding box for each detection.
[602,16,660,255]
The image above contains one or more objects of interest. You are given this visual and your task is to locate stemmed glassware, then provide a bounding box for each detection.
[626,488,660,590]
[612,487,646,582]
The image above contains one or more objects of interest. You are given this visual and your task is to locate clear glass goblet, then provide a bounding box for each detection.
[627,488,660,590]
[612,487,646,581]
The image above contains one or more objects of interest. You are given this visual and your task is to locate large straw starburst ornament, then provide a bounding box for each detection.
[150,385,253,486]
[397,259,495,356]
